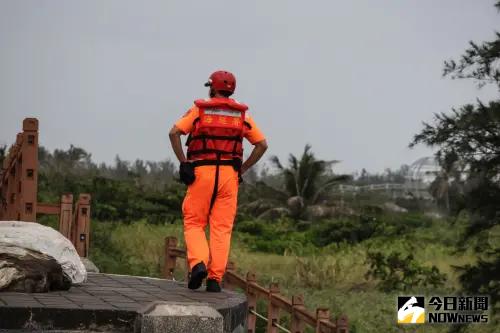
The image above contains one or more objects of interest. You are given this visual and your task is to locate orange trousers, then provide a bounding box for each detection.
[182,165,239,282]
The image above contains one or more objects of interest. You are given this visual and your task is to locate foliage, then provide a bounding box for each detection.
[457,248,500,306]
[90,220,184,278]
[90,222,136,275]
[309,213,434,247]
[443,35,500,88]
[365,251,447,292]
[410,102,500,178]
[237,183,288,218]
[37,145,184,223]
[294,253,362,290]
[235,218,317,255]
[310,216,377,246]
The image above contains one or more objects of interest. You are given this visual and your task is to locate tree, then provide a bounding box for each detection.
[0,145,5,168]
[36,145,183,223]
[269,144,350,205]
[411,0,500,312]
[428,156,466,214]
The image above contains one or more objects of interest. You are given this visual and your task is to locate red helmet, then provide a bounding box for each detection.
[204,70,236,94]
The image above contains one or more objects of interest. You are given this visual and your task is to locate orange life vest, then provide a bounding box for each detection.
[186,98,249,161]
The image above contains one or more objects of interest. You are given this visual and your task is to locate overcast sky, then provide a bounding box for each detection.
[1,0,499,173]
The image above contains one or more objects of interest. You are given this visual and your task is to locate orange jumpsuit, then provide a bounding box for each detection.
[175,106,265,282]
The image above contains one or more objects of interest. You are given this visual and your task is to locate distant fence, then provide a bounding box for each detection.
[331,183,432,200]
[0,118,91,257]
[164,236,349,333]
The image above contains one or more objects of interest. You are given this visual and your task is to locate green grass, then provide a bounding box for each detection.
[86,215,497,333]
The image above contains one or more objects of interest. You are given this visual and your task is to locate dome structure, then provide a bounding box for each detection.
[406,157,440,184]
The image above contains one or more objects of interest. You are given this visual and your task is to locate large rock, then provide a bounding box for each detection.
[305,204,334,219]
[0,221,86,291]
[287,196,304,217]
[257,207,290,220]
[0,244,71,292]
[383,202,408,213]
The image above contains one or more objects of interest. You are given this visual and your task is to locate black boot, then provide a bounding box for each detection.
[188,262,207,290]
[206,279,221,292]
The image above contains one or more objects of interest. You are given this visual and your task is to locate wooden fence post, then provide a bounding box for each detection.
[291,295,305,333]
[246,272,257,333]
[316,308,331,333]
[19,118,38,222]
[58,194,73,239]
[267,282,281,333]
[336,315,349,333]
[73,194,91,257]
[223,261,236,290]
[163,237,178,279]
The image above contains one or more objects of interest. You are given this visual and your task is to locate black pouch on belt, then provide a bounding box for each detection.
[232,158,243,184]
[232,158,242,172]
[179,161,195,185]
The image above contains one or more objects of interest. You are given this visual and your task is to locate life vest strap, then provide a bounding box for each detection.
[191,158,242,171]
[199,155,242,213]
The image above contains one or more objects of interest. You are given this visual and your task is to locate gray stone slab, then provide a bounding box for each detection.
[0,273,247,333]
[136,301,223,333]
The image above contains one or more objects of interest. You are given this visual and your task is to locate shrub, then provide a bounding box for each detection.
[236,220,266,235]
[310,217,377,247]
[235,219,317,255]
[365,251,447,291]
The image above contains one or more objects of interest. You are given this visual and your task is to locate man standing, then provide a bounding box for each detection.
[169,70,268,292]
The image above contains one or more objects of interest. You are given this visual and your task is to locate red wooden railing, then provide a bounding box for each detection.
[0,118,91,257]
[0,118,39,222]
[164,236,349,333]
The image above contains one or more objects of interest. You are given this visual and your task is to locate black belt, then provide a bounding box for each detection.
[192,159,241,170]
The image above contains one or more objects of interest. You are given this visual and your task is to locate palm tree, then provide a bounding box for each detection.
[269,144,351,205]
[429,171,451,212]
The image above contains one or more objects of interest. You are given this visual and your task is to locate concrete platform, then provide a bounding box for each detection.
[0,273,247,333]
